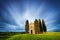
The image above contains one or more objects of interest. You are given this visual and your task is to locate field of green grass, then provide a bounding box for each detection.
[0,32,60,40]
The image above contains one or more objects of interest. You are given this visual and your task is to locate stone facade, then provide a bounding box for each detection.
[29,23,35,34]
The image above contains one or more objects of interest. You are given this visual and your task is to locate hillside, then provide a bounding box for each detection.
[0,32,60,40]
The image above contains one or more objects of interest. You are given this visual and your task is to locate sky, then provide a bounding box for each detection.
[0,0,60,32]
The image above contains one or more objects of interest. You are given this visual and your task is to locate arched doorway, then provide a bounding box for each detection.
[31,30,33,34]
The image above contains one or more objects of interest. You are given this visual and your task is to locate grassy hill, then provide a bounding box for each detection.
[0,32,25,40]
[0,32,60,40]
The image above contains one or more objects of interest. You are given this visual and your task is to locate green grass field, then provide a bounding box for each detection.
[0,32,60,40]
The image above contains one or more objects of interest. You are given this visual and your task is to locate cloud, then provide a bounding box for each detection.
[0,0,60,32]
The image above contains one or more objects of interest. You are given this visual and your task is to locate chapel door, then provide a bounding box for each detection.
[31,30,33,34]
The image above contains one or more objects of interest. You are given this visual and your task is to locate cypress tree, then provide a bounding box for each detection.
[25,20,29,33]
[39,19,43,33]
[34,19,39,33]
[42,19,47,32]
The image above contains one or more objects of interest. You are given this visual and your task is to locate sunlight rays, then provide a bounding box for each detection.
[0,1,59,32]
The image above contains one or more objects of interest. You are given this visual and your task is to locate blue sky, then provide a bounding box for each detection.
[0,0,60,32]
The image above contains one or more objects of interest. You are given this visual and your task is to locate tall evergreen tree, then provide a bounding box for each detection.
[25,20,29,33]
[42,19,47,32]
[34,19,40,33]
[39,19,43,33]
[34,19,38,32]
